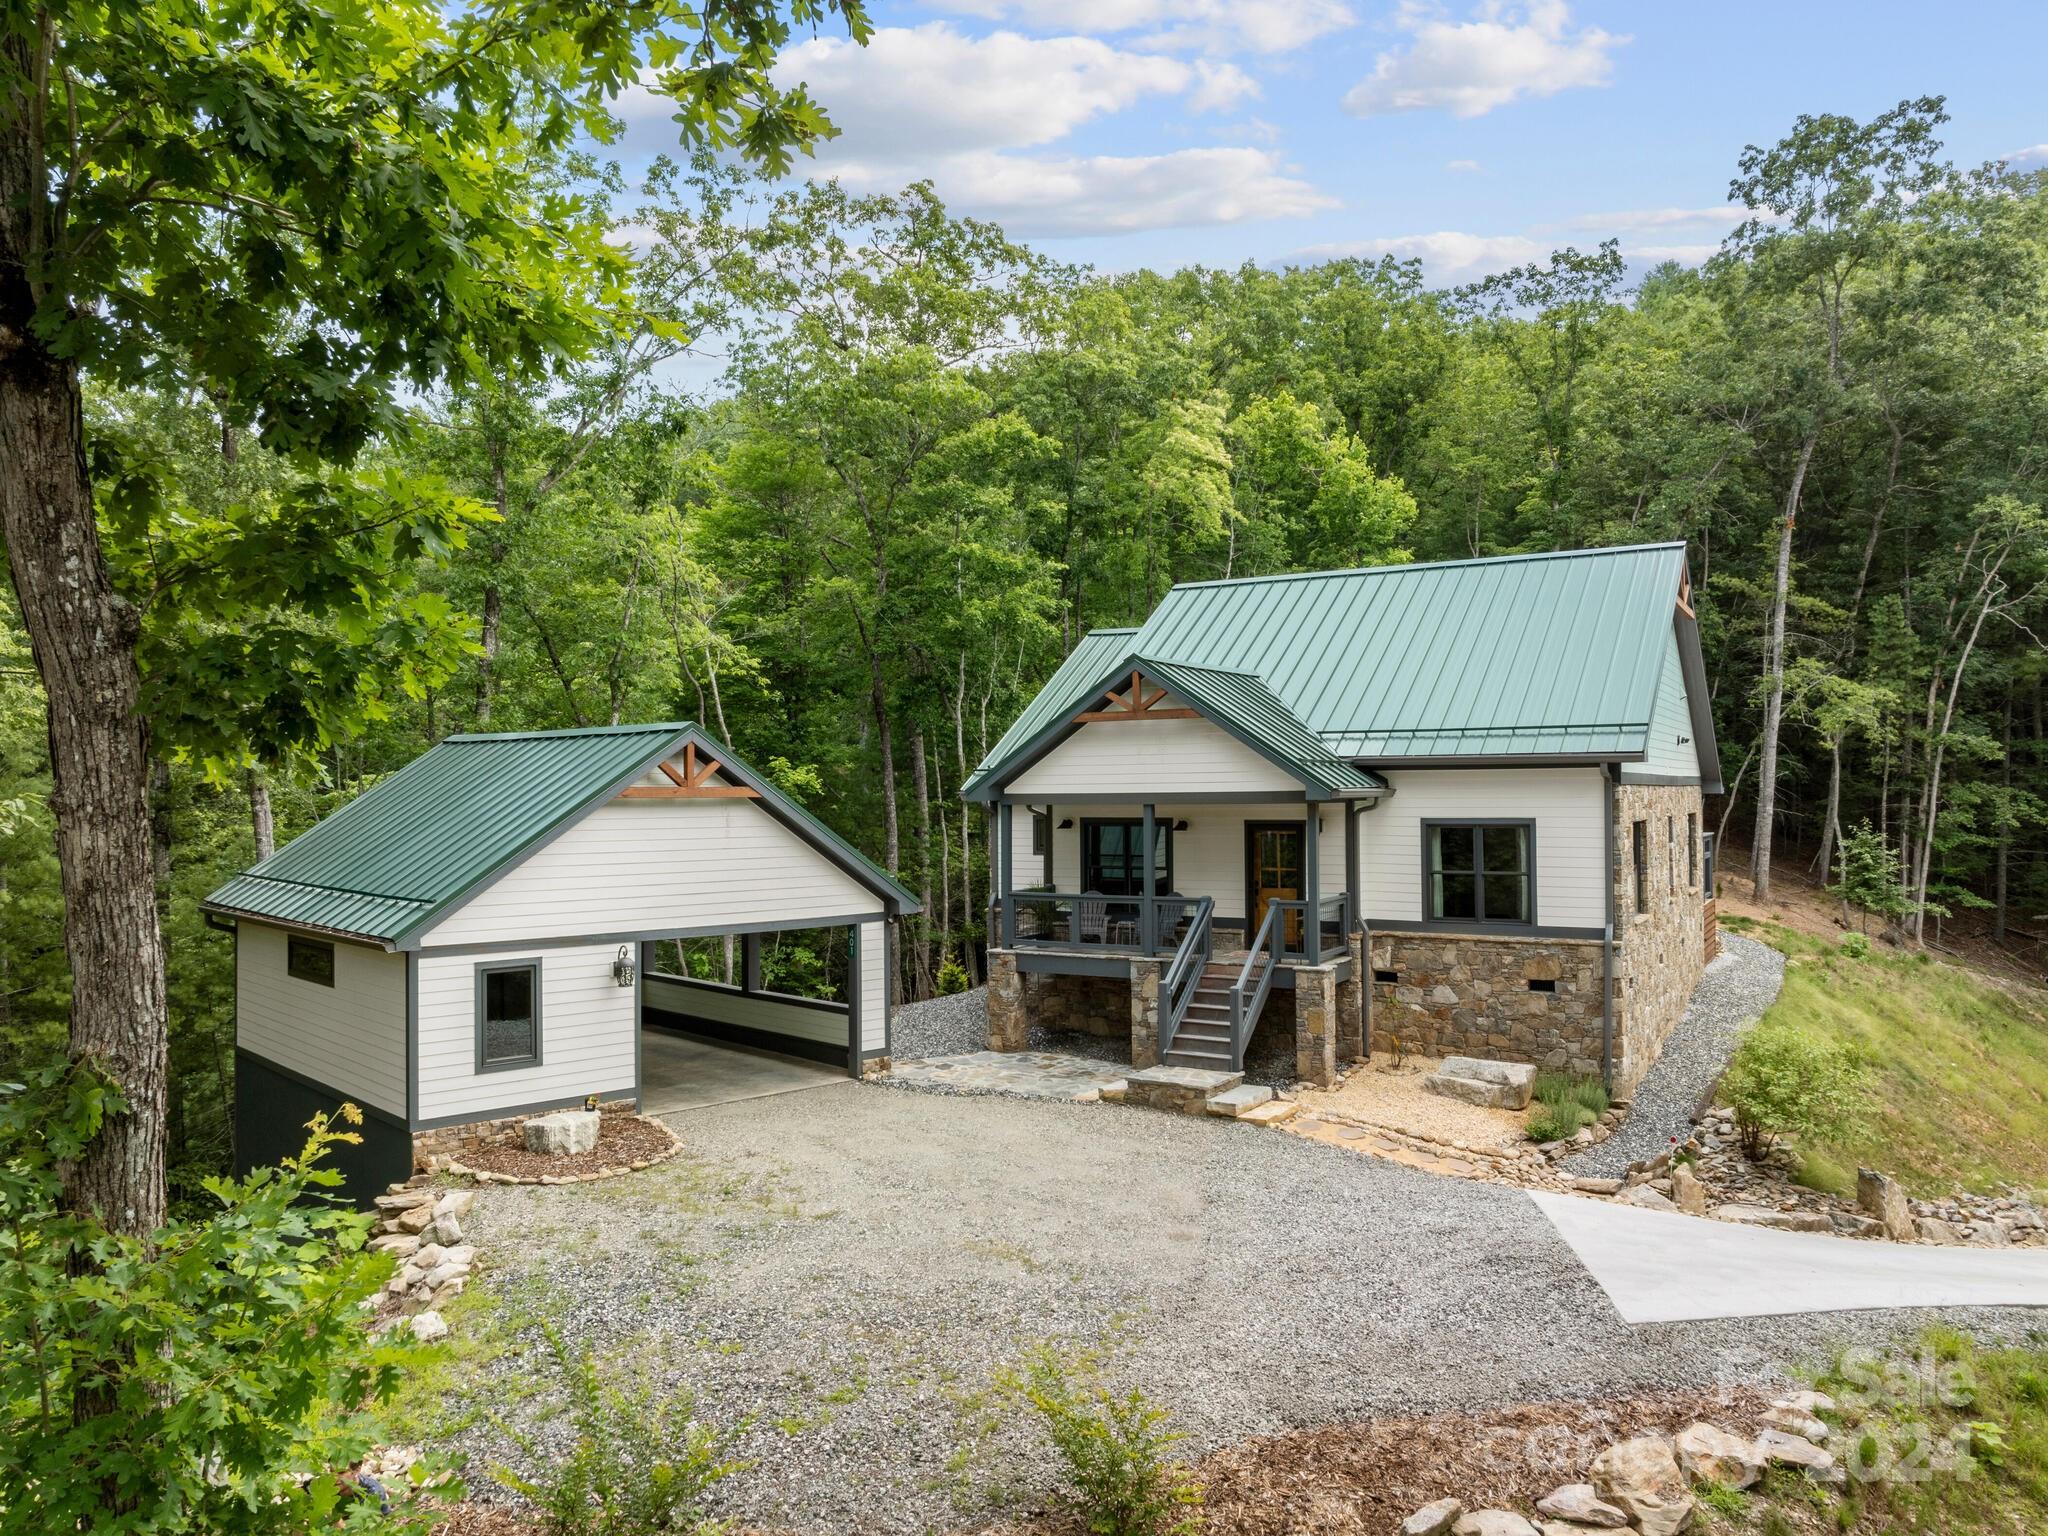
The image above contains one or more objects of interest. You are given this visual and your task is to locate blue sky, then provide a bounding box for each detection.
[614,0,2048,285]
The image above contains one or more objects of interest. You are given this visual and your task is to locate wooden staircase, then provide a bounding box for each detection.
[1162,959,1264,1071]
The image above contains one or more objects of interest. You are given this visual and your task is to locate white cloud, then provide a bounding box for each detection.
[1445,158,1483,173]
[1624,242,1719,266]
[933,0,1356,56]
[1188,59,1260,113]
[1293,231,1545,280]
[2006,143,2048,168]
[1563,205,1751,231]
[773,24,1191,158]
[1343,0,1626,119]
[828,147,1335,237]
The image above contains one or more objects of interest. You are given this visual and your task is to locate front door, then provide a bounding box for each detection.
[1245,822,1304,950]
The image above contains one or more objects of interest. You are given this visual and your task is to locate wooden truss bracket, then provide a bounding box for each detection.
[1075,668,1199,723]
[617,741,761,799]
[1676,567,1695,618]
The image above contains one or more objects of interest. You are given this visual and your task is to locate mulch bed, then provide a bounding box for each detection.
[454,1111,679,1183]
[1011,1389,1774,1536]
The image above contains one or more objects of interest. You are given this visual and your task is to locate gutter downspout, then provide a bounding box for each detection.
[1601,765,1617,1096]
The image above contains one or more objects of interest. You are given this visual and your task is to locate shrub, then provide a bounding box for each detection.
[1002,1343,1201,1536]
[1721,1022,1868,1160]
[0,1065,450,1533]
[1526,1073,1610,1142]
[1839,931,1871,960]
[936,957,970,996]
[494,1323,742,1536]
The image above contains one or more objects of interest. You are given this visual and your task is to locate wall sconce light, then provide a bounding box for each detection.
[1057,818,1074,829]
[612,944,637,988]
[1172,819,1190,831]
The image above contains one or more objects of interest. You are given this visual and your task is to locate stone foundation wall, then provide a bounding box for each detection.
[1610,781,1708,1096]
[410,1099,637,1172]
[1368,932,1607,1079]
[1022,969,1130,1037]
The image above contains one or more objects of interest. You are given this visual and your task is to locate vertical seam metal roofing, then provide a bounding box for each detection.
[204,721,919,944]
[969,542,1692,785]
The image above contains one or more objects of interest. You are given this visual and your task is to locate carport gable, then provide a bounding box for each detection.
[398,724,918,952]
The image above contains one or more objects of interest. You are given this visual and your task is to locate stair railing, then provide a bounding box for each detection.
[1229,902,1285,1067]
[1158,896,1214,1061]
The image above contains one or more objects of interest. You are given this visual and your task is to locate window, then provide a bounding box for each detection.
[1632,820,1649,915]
[1687,812,1699,888]
[475,960,541,1071]
[1668,815,1676,893]
[1030,810,1050,857]
[1080,819,1172,896]
[1425,822,1531,926]
[287,935,335,987]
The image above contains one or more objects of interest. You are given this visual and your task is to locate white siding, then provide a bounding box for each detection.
[1364,767,1608,928]
[1624,627,1701,782]
[858,919,887,1053]
[236,922,406,1117]
[644,975,849,1048]
[420,792,879,947]
[1007,708,1299,798]
[1044,801,1342,921]
[1001,806,1049,888]
[414,943,635,1122]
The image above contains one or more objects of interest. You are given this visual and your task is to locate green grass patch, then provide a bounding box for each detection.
[1526,1072,1610,1143]
[1732,923,2048,1196]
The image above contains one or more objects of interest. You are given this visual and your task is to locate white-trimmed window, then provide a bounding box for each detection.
[475,960,542,1071]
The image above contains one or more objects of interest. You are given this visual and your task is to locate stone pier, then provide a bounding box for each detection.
[986,949,1026,1051]
[1294,962,1338,1085]
[1129,959,1162,1070]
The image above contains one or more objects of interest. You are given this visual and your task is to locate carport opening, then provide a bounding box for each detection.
[640,927,856,1114]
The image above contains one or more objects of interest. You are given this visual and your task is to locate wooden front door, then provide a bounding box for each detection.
[1245,821,1304,949]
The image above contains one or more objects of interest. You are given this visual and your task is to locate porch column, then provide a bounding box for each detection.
[742,932,762,993]
[1303,801,1321,958]
[1344,802,1361,936]
[1139,802,1156,953]
[999,801,1017,947]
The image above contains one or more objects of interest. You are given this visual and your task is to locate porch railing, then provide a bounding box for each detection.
[1158,897,1214,1061]
[1003,890,1203,954]
[1229,901,1283,1064]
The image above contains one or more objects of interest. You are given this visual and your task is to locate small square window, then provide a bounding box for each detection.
[476,961,542,1071]
[1527,977,1557,994]
[287,935,335,987]
[1425,822,1532,927]
[1373,968,1400,984]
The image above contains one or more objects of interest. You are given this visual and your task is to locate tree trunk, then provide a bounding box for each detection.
[0,144,169,1236]
[1812,741,1843,886]
[909,724,934,1000]
[1749,429,1816,901]
[249,770,276,862]
[474,435,510,725]
[1993,685,2013,944]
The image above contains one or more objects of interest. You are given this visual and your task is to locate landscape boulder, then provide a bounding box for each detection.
[1674,1423,1764,1489]
[1670,1163,1709,1215]
[1425,1057,1537,1110]
[1451,1513,1538,1536]
[523,1110,600,1157]
[408,1312,449,1344]
[1401,1498,1464,1536]
[1857,1168,1915,1241]
[1533,1484,1628,1527]
[1589,1436,1694,1536]
[1756,1428,1842,1483]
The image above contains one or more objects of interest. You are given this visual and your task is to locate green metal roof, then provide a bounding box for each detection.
[969,543,1706,794]
[1132,658,1386,798]
[205,722,917,945]
[960,627,1136,799]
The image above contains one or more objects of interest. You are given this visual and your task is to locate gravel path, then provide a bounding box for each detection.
[440,1074,2037,1534]
[1564,934,1786,1177]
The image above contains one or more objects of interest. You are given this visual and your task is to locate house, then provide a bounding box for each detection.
[962,542,1722,1096]
[204,723,918,1198]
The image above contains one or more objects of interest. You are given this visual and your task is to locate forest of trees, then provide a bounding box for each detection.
[1,95,2043,1197]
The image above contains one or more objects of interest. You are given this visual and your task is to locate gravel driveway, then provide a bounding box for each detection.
[1564,934,1786,1177]
[441,1075,2036,1534]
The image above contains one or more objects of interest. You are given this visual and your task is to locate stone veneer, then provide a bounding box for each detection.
[1023,969,1129,1037]
[1369,931,1608,1079]
[1368,781,1707,1098]
[1610,781,1708,1094]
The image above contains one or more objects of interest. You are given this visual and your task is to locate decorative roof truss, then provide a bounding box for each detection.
[617,742,761,800]
[1074,669,1199,724]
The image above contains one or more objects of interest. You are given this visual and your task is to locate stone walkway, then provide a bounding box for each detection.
[884,1049,1129,1101]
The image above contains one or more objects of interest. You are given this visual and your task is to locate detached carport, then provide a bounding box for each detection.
[204,723,919,1196]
